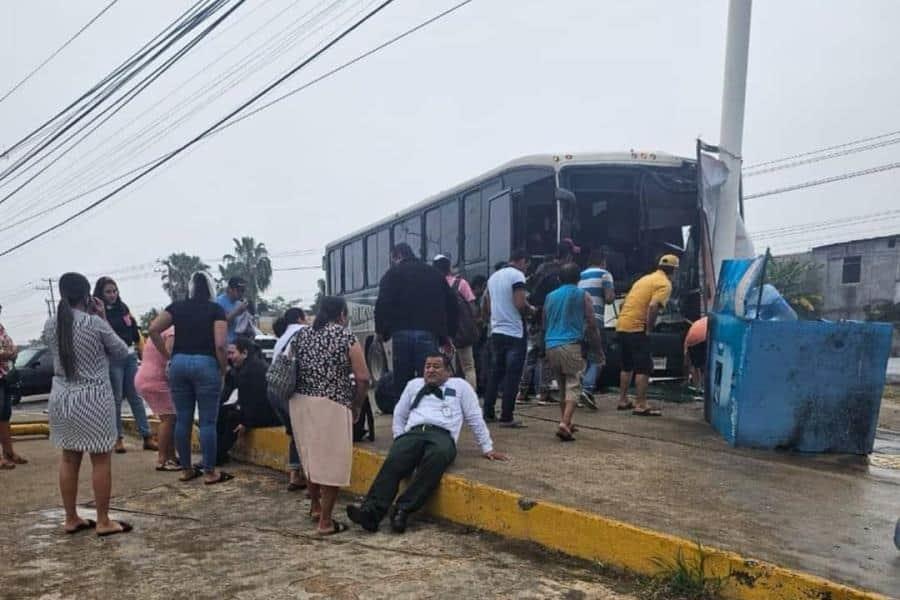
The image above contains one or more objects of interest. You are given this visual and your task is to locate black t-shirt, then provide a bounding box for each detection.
[165,300,227,357]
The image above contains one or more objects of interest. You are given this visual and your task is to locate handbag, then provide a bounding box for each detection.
[266,329,302,404]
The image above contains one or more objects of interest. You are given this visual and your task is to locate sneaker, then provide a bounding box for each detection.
[580,390,598,410]
[515,392,530,404]
[536,395,557,406]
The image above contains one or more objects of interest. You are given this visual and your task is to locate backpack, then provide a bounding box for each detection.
[451,277,479,348]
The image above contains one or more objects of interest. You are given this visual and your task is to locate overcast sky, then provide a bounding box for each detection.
[1,0,899,341]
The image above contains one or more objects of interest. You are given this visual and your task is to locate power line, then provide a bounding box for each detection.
[743,136,900,177]
[744,160,900,200]
[0,0,473,235]
[0,0,403,258]
[0,0,121,105]
[744,128,900,170]
[750,208,900,240]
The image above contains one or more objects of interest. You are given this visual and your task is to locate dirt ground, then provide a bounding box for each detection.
[879,384,900,431]
[0,436,642,600]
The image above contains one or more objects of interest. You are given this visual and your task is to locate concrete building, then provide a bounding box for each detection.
[810,234,900,321]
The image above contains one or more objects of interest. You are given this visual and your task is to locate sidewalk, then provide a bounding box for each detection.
[355,395,899,598]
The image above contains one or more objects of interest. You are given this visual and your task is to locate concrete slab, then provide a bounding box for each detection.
[0,437,640,600]
[358,395,900,598]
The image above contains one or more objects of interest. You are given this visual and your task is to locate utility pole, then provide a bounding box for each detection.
[35,278,57,317]
[712,0,753,275]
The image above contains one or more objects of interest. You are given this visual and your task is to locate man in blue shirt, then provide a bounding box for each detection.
[578,249,615,408]
[346,353,507,534]
[544,263,602,441]
[217,277,248,344]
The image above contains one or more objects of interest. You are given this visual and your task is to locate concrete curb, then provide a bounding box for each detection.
[129,422,889,600]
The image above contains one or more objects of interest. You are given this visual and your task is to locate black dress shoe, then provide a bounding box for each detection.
[389,506,409,534]
[346,504,378,532]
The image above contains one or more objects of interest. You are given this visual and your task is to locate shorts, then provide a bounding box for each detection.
[618,332,652,375]
[687,341,707,370]
[0,380,10,421]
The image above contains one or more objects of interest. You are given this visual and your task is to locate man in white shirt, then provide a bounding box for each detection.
[481,249,534,427]
[346,353,507,534]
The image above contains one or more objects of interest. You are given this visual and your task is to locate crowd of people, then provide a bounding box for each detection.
[0,237,707,537]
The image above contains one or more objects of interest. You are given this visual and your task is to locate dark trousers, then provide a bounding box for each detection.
[483,333,527,421]
[362,427,457,522]
[391,329,437,397]
[216,404,241,465]
[268,391,301,470]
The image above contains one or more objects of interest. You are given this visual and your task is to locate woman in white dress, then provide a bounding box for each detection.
[44,272,133,536]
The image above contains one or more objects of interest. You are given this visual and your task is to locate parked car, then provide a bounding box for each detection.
[6,345,54,405]
[255,334,278,363]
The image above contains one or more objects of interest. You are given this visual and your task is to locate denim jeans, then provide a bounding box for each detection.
[391,329,437,398]
[109,352,151,438]
[268,391,301,470]
[483,333,527,422]
[169,354,221,473]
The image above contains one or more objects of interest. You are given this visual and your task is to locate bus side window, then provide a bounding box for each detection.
[393,215,422,258]
[329,249,342,294]
[345,239,364,291]
[426,200,459,263]
[366,228,390,287]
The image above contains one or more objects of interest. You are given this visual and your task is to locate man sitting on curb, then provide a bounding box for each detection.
[347,353,508,533]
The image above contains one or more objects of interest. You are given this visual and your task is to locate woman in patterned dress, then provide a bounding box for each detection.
[44,273,133,536]
[289,296,369,535]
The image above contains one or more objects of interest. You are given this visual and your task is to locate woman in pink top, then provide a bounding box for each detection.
[135,327,178,470]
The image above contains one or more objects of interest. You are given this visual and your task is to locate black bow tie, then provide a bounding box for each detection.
[411,384,443,410]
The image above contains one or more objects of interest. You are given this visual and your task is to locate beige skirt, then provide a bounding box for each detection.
[289,394,353,487]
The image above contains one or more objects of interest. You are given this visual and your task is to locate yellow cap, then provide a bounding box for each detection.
[658,254,680,268]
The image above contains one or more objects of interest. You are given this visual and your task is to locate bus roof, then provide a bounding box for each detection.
[325,151,692,250]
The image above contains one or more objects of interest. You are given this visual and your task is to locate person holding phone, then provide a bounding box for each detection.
[44,273,133,536]
[216,277,248,344]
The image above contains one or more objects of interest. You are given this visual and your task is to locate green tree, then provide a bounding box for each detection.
[138,308,159,332]
[161,253,210,301]
[766,257,823,318]
[218,236,273,306]
[258,296,303,315]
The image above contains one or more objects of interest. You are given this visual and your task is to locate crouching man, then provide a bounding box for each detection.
[347,353,508,533]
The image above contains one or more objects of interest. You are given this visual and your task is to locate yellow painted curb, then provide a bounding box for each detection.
[11,423,49,436]
[151,425,890,600]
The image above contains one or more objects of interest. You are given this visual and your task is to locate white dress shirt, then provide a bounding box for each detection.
[273,323,306,357]
[393,377,494,454]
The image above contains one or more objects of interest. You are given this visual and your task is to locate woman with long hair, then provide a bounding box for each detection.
[93,277,155,453]
[44,272,133,536]
[148,272,231,484]
[289,296,369,535]
[134,323,178,471]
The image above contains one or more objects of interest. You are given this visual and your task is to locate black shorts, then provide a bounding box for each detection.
[687,341,707,370]
[618,332,652,375]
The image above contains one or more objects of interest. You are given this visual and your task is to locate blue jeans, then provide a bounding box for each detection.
[483,333,527,421]
[109,352,151,438]
[169,354,221,473]
[391,330,437,397]
[582,360,599,392]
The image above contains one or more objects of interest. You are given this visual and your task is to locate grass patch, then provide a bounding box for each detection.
[641,542,729,600]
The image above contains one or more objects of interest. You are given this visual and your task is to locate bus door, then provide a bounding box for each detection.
[487,189,513,271]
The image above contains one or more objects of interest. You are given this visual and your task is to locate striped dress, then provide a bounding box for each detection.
[43,311,129,453]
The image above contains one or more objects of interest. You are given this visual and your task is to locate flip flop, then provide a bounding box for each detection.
[204,472,234,485]
[632,408,662,417]
[65,519,96,534]
[0,462,14,470]
[555,426,575,442]
[316,520,348,536]
[309,511,322,522]
[97,521,133,537]
[155,460,181,472]
[616,403,635,411]
[4,454,27,465]
[287,481,307,491]
[179,467,203,482]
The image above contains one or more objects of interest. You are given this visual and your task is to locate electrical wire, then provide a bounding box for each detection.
[0,0,122,105]
[750,209,900,240]
[0,0,474,236]
[744,128,900,170]
[744,160,900,200]
[743,136,900,177]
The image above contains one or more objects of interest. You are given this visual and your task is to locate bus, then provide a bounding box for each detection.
[324,151,704,383]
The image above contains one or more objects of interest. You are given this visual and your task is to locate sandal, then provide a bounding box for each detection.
[97,520,133,537]
[204,472,234,485]
[555,425,575,442]
[0,461,14,470]
[65,519,96,534]
[287,481,307,492]
[155,460,181,472]
[616,402,635,411]
[4,453,27,465]
[179,467,203,482]
[114,439,127,454]
[316,520,348,536]
[632,408,662,417]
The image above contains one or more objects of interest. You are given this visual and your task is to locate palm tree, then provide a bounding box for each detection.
[161,253,210,301]
[766,256,823,318]
[218,236,273,305]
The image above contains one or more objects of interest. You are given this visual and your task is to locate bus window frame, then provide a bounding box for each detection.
[425,198,461,265]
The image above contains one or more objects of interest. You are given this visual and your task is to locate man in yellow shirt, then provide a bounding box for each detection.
[615,255,679,416]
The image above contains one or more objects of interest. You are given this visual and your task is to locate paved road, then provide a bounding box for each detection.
[0,437,640,600]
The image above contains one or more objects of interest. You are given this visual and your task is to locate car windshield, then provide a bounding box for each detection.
[14,346,44,368]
